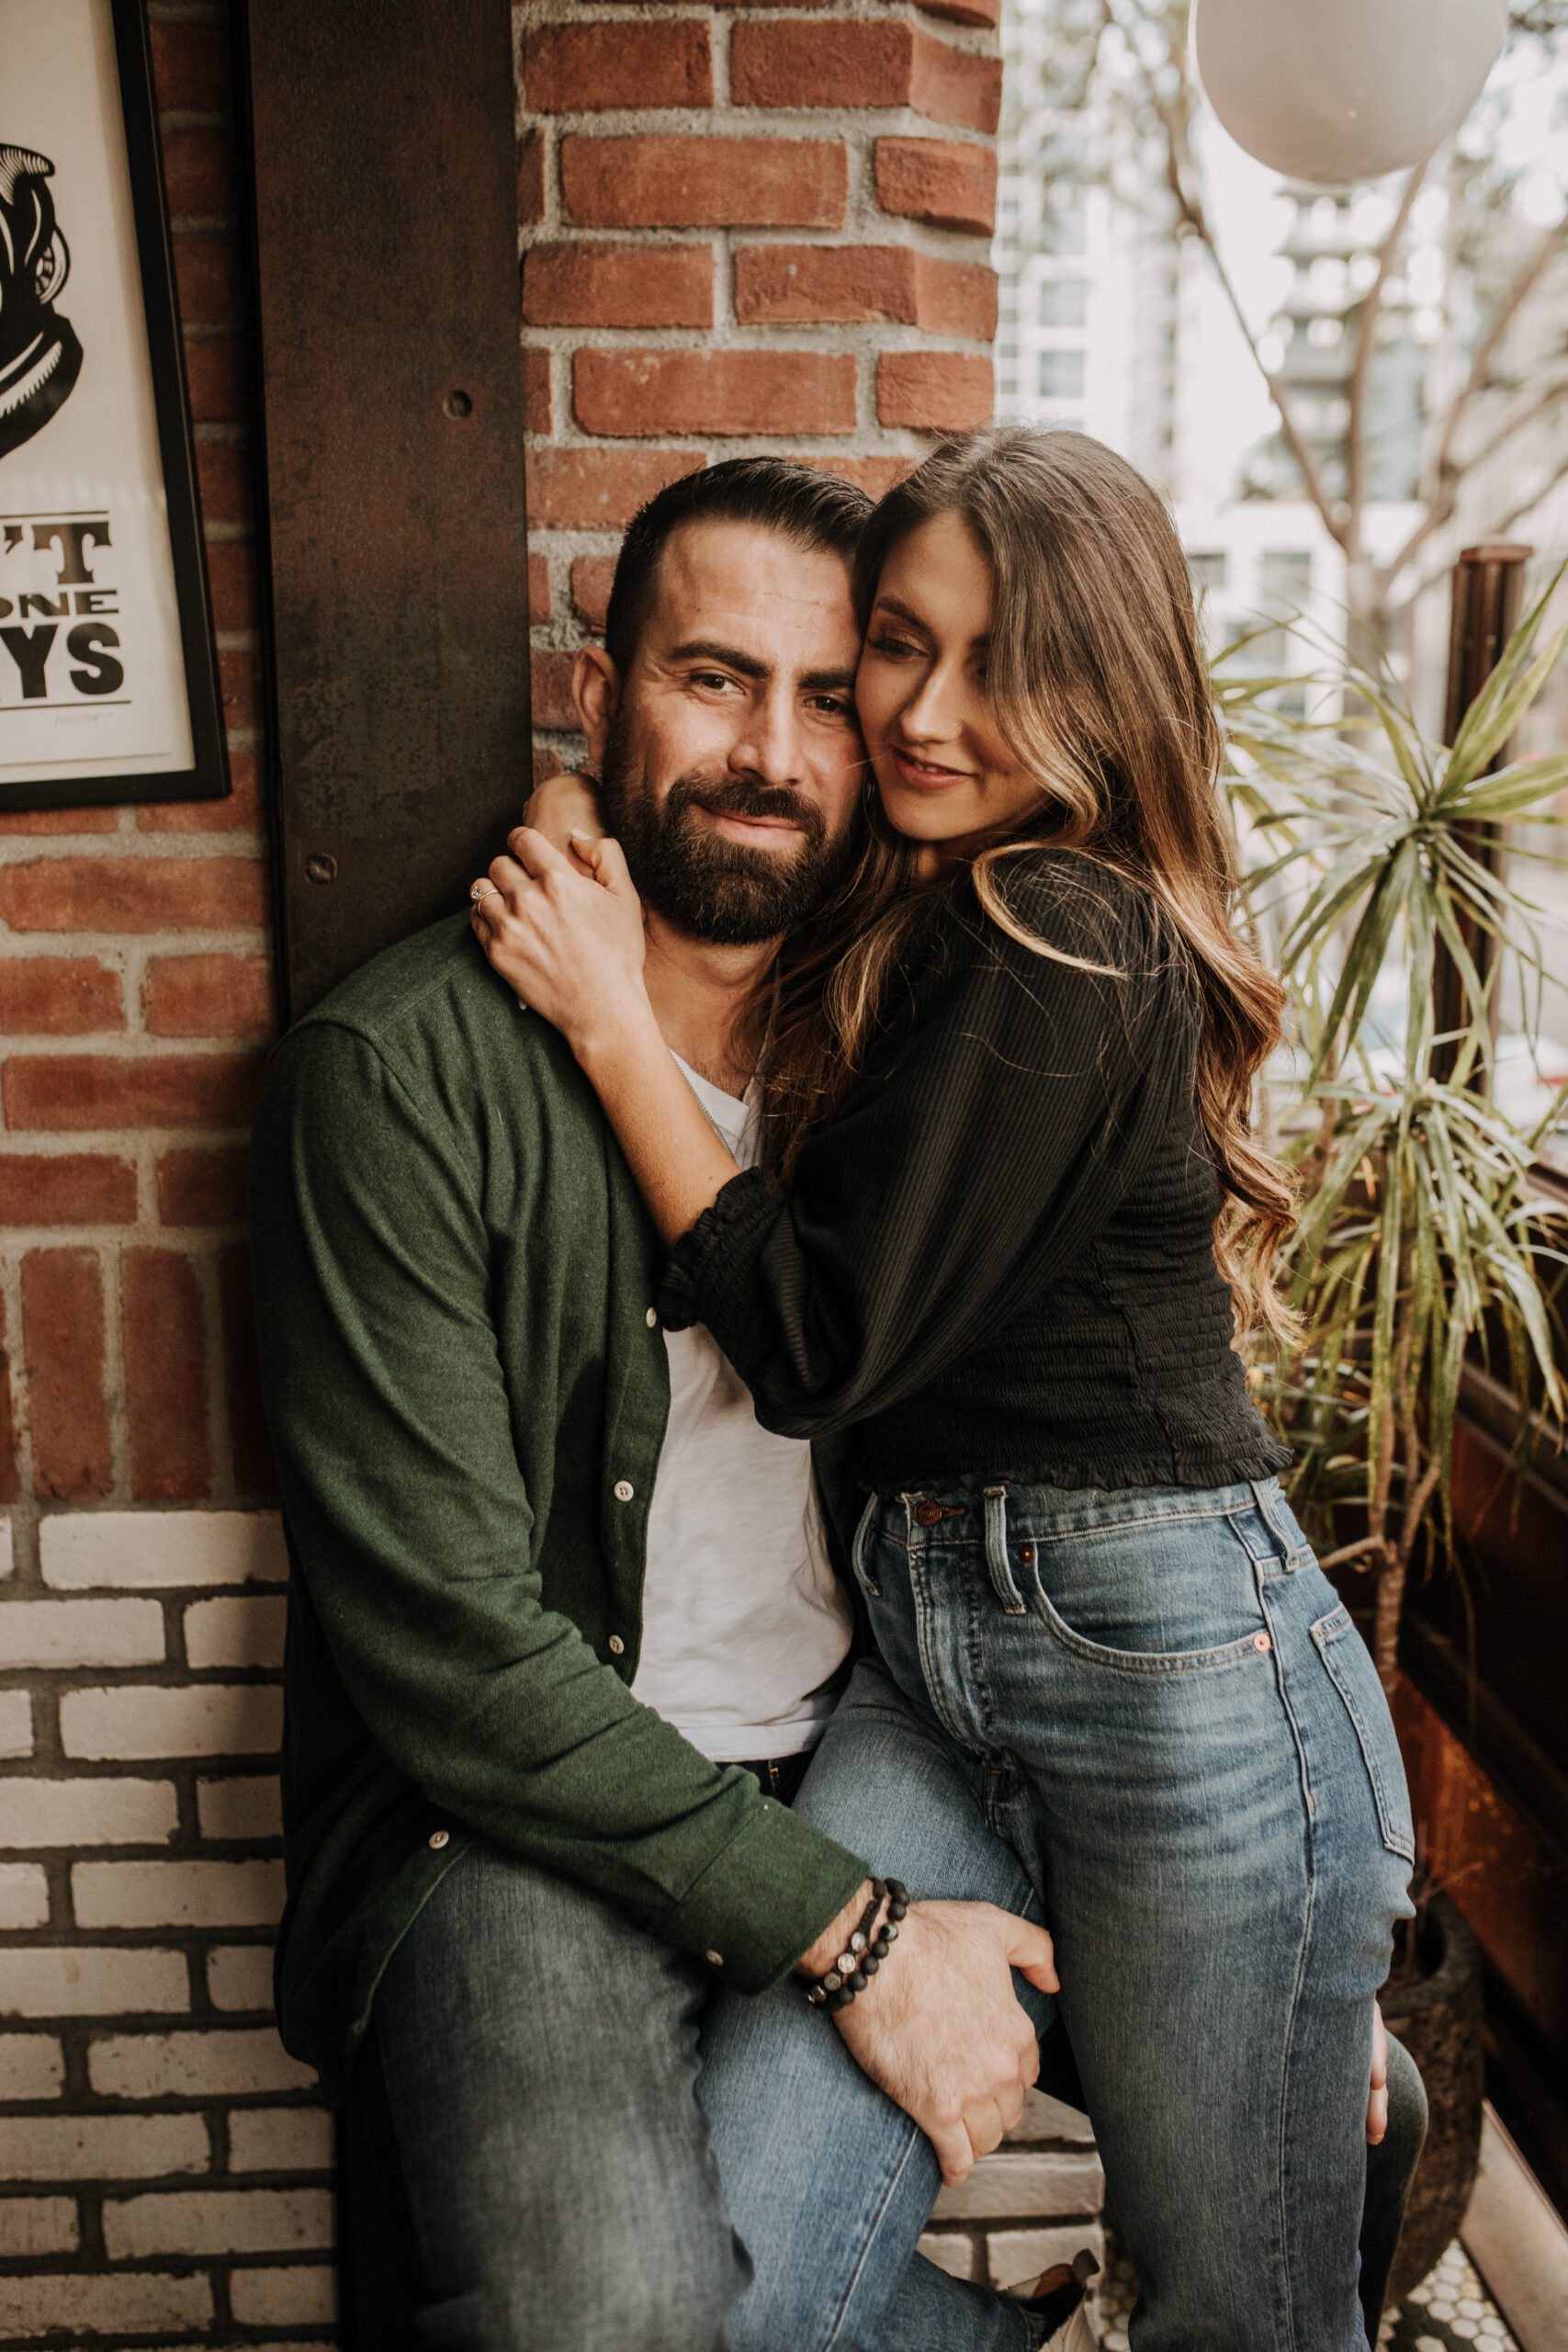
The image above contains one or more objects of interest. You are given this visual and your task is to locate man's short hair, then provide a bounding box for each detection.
[604,458,873,673]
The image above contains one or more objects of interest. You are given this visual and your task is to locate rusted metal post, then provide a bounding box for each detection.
[243,0,533,1022]
[1432,543,1532,1086]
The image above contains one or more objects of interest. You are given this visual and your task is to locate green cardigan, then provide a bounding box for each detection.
[250,915,868,2102]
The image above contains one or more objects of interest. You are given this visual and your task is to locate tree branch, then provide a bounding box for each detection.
[1320,1532,1393,1571]
[1378,220,1568,591]
[1487,441,1568,540]
[1346,164,1428,552]
[1454,372,1568,478]
[1426,216,1567,494]
[1400,441,1568,601]
[1383,376,1568,589]
[1127,3,1346,542]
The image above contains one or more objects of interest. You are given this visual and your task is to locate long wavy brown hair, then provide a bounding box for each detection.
[757,424,1297,1339]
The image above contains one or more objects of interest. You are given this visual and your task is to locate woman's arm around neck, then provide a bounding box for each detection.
[471,827,742,1244]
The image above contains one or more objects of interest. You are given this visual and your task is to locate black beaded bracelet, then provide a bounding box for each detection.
[805,1877,909,2012]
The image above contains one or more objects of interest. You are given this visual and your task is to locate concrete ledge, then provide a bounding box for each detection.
[1461,2104,1568,2352]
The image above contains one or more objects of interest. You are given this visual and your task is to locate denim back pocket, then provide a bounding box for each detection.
[1312,1607,1416,1861]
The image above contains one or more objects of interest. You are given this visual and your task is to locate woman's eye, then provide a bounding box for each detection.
[868,632,919,660]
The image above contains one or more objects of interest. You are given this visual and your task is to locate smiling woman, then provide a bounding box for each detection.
[856,512,1043,855]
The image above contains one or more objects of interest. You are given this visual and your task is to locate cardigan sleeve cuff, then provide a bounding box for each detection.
[656,1165,778,1336]
[659,1793,868,1994]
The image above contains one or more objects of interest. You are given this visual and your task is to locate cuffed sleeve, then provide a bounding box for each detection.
[252,1015,865,2000]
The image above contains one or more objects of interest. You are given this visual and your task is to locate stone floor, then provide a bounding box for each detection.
[1379,2245,1520,2351]
[1092,2240,1518,2349]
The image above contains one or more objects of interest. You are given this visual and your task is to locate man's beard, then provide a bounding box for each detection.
[598,713,860,945]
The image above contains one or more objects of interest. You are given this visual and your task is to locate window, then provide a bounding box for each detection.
[1188,551,1227,594]
[1260,550,1313,611]
[1038,348,1086,399]
[1041,197,1087,256]
[1039,277,1088,328]
[1256,550,1314,716]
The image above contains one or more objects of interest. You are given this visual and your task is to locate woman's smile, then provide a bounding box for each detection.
[888,745,976,792]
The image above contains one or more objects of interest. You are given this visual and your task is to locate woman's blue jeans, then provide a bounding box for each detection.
[703,1474,1416,2352]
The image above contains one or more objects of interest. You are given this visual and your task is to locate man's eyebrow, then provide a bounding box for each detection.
[873,593,990,650]
[666,640,855,692]
[667,639,770,679]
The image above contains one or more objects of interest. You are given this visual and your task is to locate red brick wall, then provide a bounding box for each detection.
[0,5,335,2342]
[1,5,1000,2341]
[521,0,1000,775]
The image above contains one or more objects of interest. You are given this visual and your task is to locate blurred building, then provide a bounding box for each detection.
[1246,185,1427,506]
[992,0,1178,475]
[994,0,1343,692]
[994,0,1452,703]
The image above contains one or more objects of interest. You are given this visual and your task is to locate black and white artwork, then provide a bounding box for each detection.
[0,0,226,809]
[0,144,85,458]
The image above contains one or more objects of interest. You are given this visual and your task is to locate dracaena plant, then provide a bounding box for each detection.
[1213,574,1568,1691]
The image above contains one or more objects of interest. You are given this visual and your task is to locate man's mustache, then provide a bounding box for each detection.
[668,772,827,847]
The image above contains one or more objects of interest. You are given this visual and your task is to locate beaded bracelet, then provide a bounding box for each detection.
[805,1876,909,2012]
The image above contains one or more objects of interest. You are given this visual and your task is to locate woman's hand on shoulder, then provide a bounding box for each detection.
[519,767,606,854]
[469,828,650,1063]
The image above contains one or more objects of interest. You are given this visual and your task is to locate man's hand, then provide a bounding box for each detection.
[1368,2001,1389,2145]
[809,1895,1057,2187]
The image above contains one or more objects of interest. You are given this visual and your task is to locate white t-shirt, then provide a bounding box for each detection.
[631,1057,854,1762]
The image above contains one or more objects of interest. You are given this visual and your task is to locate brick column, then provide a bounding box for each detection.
[0,6,334,2343]
[519,0,1001,773]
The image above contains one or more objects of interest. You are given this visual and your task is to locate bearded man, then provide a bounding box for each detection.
[251,460,1077,2352]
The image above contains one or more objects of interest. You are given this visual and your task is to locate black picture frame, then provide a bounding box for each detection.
[0,0,229,812]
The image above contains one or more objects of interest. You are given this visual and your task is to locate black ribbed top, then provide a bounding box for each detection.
[658,850,1289,1494]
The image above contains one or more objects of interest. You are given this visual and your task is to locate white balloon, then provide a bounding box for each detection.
[1194,0,1508,187]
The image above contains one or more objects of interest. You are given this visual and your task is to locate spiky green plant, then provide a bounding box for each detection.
[1214,576,1568,1690]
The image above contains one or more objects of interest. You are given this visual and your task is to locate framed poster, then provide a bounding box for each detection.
[0,0,228,810]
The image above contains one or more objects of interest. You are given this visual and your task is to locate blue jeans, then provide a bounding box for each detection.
[727,1475,1412,2352]
[365,1467,1424,2349]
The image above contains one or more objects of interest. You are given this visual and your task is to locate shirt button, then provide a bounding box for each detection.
[705,1951,724,1968]
[613,1479,635,1502]
[608,1634,626,1656]
[428,1828,450,1849]
[646,1307,658,1328]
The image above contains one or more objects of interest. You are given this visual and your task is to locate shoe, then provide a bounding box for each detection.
[1038,2303,1095,2351]
[1019,2249,1099,2350]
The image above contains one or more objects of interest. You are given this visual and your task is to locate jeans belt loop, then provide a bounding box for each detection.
[1249,1476,1298,1570]
[982,1485,1026,1614]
